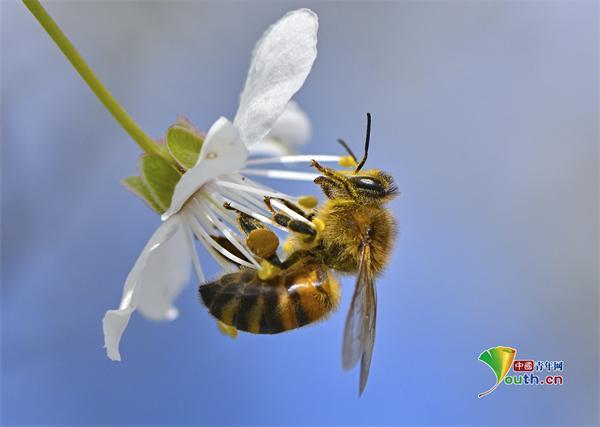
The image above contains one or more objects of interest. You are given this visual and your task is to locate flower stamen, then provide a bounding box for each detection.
[217,197,286,232]
[187,209,254,268]
[182,219,205,282]
[241,169,319,181]
[195,197,261,269]
[245,154,341,166]
[214,179,292,200]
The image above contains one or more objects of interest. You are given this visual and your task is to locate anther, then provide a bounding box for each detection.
[298,195,318,209]
[339,156,357,168]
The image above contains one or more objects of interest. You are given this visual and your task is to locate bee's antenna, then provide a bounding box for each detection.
[355,112,371,172]
[337,139,357,163]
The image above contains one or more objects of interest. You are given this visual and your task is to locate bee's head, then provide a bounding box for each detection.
[347,169,398,203]
[313,113,398,204]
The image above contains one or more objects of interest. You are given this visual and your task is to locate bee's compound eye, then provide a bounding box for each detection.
[351,176,385,194]
[358,178,377,186]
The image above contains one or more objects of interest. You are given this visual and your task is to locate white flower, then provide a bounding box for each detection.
[102,8,342,361]
[250,101,311,156]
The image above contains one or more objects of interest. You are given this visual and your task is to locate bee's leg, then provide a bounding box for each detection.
[263,196,316,220]
[262,196,320,241]
[221,203,310,279]
[243,230,286,280]
[222,202,286,272]
[288,219,318,238]
[310,160,358,199]
[279,249,312,269]
[314,176,340,199]
[223,202,264,235]
[216,320,238,338]
[272,211,317,238]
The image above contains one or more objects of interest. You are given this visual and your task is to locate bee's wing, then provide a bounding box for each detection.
[360,268,377,395]
[342,243,377,395]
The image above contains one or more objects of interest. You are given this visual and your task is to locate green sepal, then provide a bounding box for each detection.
[140,154,182,212]
[122,176,163,214]
[154,142,172,162]
[166,125,203,170]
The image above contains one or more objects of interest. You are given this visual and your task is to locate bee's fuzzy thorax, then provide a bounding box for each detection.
[305,199,396,275]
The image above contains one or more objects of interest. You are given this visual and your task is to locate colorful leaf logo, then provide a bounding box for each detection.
[478,346,516,398]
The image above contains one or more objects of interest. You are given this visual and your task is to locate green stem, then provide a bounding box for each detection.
[23,0,172,163]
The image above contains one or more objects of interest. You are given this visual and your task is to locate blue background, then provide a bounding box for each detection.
[2,1,598,425]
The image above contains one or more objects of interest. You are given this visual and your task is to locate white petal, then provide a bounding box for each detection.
[247,139,294,157]
[250,102,311,155]
[162,117,248,220]
[102,217,187,361]
[233,9,318,147]
[183,219,205,282]
[267,101,312,147]
[135,223,191,320]
[102,307,135,362]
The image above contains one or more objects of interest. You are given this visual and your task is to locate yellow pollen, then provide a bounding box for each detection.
[283,240,294,253]
[298,195,318,209]
[339,156,357,168]
[258,260,278,280]
[312,218,325,232]
[246,229,279,258]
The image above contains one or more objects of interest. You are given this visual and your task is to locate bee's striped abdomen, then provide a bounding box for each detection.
[199,264,340,334]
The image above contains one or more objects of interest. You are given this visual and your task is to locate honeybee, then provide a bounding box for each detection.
[199,113,397,394]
